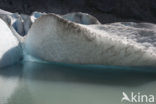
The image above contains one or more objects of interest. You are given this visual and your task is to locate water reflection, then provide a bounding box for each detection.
[23,62,156,86]
[0,62,156,104]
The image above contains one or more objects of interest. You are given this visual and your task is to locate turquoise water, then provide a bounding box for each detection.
[0,62,156,104]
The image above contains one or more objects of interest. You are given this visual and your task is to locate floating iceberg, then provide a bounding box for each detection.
[1,9,156,67]
[24,14,156,66]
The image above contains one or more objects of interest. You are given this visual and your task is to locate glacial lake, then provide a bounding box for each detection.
[0,62,156,104]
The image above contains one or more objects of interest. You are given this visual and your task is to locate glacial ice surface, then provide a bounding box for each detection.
[24,14,156,66]
[0,18,22,68]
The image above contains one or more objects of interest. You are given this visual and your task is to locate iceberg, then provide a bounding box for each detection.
[1,9,156,67]
[24,14,156,66]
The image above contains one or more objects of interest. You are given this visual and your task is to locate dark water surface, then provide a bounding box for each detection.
[0,62,156,104]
